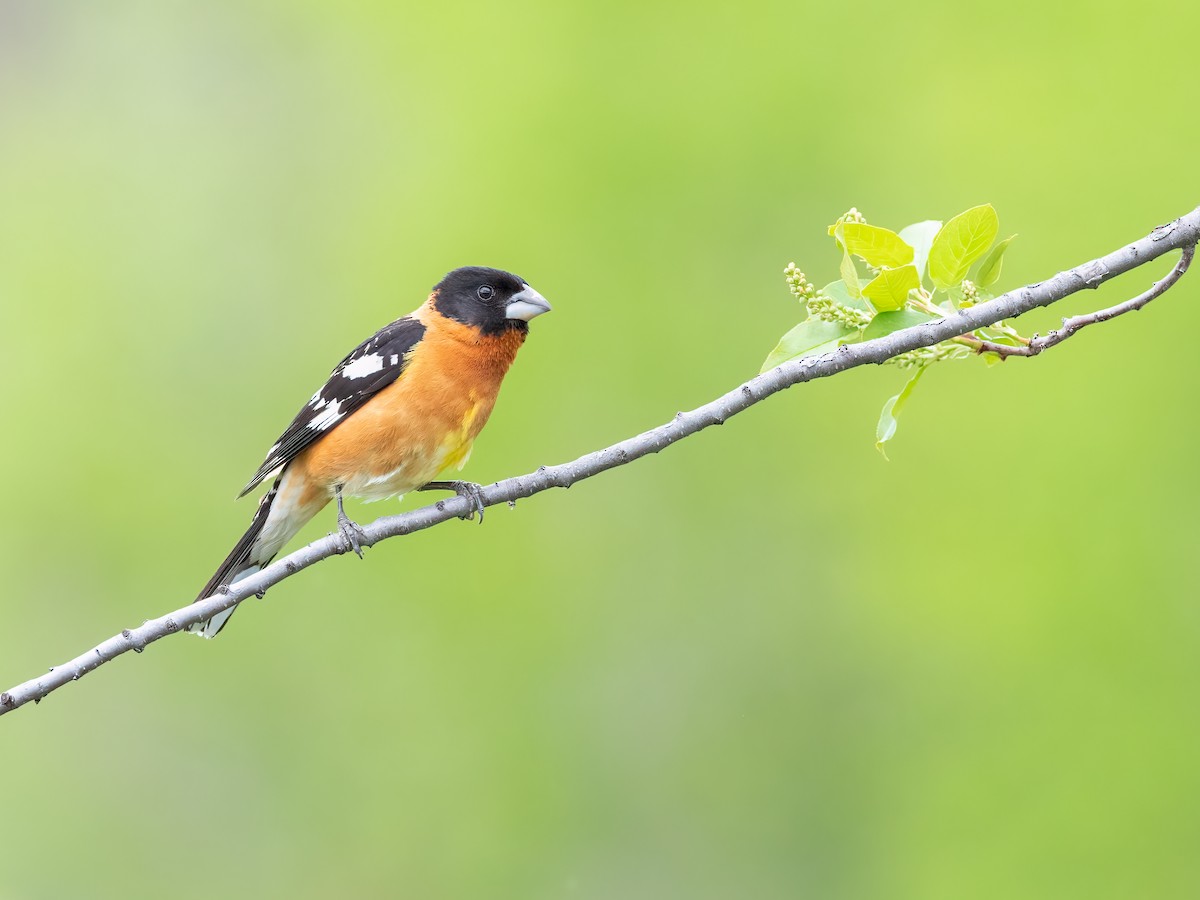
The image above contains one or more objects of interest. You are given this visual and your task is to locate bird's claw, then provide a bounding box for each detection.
[334,483,367,557]
[420,480,487,523]
[450,481,487,523]
[337,509,367,558]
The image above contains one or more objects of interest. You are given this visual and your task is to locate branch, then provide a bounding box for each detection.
[973,243,1195,358]
[4,207,1198,718]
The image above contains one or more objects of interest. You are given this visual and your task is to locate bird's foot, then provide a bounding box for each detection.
[335,484,367,558]
[418,480,487,523]
[337,508,368,558]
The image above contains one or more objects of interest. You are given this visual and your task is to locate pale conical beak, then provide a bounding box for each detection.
[505,284,552,321]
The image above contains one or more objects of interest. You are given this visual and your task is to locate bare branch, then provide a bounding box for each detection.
[3,207,1199,718]
[974,242,1195,358]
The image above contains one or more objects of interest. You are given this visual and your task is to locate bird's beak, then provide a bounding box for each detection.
[505,284,552,321]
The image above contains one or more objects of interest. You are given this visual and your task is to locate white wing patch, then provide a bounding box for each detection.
[307,399,344,430]
[342,353,386,380]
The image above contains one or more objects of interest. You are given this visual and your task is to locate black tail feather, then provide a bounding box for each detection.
[188,477,281,637]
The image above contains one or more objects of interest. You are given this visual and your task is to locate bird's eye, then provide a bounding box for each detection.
[477,285,495,300]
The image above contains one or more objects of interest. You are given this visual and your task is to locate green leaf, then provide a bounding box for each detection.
[975,234,1017,289]
[862,309,936,341]
[820,280,870,312]
[897,220,941,284]
[760,318,857,373]
[928,204,999,290]
[837,223,914,269]
[875,366,927,458]
[975,327,1022,346]
[861,265,920,312]
[834,225,862,299]
[839,248,861,298]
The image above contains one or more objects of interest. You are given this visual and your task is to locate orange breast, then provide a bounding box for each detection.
[290,306,527,501]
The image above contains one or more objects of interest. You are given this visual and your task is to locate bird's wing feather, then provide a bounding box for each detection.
[239,316,427,497]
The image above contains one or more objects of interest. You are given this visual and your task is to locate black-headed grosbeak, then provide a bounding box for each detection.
[188,266,551,637]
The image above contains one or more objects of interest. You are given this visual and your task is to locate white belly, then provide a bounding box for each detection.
[340,442,472,502]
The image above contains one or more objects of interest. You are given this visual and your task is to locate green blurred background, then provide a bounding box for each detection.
[3,1,1199,897]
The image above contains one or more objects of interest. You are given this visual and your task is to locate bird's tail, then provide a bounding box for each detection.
[187,477,281,638]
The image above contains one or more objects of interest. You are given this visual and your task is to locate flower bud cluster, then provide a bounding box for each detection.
[835,207,866,227]
[886,341,970,370]
[806,296,871,330]
[960,279,979,307]
[784,263,817,301]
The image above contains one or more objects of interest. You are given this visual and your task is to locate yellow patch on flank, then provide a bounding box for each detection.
[439,401,481,473]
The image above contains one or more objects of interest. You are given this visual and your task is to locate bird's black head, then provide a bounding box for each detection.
[431,266,552,336]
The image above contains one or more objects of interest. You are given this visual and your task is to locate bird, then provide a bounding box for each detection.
[187,266,551,637]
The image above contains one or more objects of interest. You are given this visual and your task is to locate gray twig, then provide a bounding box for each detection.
[973,242,1195,358]
[3,206,1198,718]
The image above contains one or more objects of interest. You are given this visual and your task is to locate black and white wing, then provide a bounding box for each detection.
[238,315,427,497]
